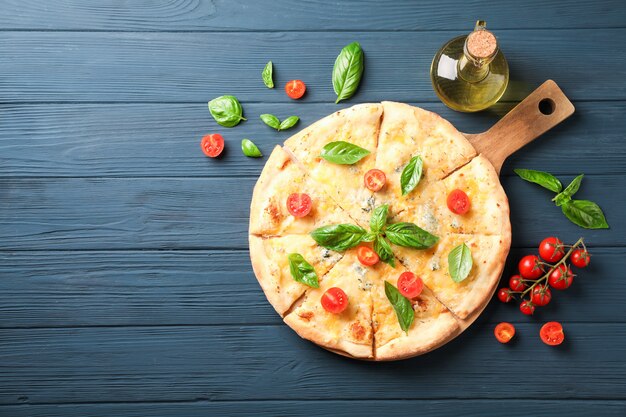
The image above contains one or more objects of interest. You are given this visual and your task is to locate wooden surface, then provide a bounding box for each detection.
[0,1,625,416]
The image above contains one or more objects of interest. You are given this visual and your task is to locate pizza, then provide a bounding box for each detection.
[249,102,511,360]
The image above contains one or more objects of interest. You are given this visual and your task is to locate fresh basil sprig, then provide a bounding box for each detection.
[241,139,262,158]
[332,41,364,104]
[552,174,583,207]
[370,204,388,233]
[514,169,563,193]
[260,114,299,131]
[385,222,439,249]
[384,281,414,334]
[320,141,370,165]
[401,156,423,196]
[208,95,246,127]
[288,253,319,288]
[279,116,299,131]
[448,243,473,283]
[310,224,367,251]
[262,61,274,89]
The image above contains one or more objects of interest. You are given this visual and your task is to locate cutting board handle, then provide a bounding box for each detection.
[465,80,575,174]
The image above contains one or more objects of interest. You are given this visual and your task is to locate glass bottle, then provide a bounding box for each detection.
[430,21,509,112]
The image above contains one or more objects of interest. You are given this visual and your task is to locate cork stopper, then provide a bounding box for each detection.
[466,29,497,59]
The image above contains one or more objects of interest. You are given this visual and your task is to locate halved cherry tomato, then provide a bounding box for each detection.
[397,272,424,299]
[571,249,591,268]
[531,284,552,306]
[200,133,224,158]
[321,287,348,314]
[286,193,312,218]
[539,237,565,263]
[285,80,306,99]
[540,321,565,346]
[364,169,386,192]
[518,255,543,279]
[497,287,513,303]
[548,264,574,290]
[509,274,526,292]
[357,246,379,266]
[446,189,471,215]
[520,300,535,315]
[494,322,515,344]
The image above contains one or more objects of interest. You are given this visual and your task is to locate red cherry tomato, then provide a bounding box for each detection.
[494,322,516,344]
[520,300,535,315]
[200,133,225,158]
[509,274,526,292]
[321,287,348,314]
[446,189,471,215]
[518,255,543,279]
[364,169,386,192]
[285,79,306,99]
[548,264,574,290]
[497,287,513,303]
[540,321,565,346]
[286,193,312,218]
[357,246,379,266]
[531,284,552,307]
[397,272,424,299]
[539,237,565,263]
[571,249,591,268]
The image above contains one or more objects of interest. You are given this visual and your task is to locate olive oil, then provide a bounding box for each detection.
[430,21,508,112]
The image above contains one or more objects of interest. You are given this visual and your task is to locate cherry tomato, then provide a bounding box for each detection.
[531,284,552,306]
[539,237,565,263]
[200,133,224,158]
[540,321,565,346]
[357,246,379,266]
[286,193,312,218]
[520,300,535,315]
[397,272,424,299]
[518,255,543,279]
[446,189,471,215]
[321,287,348,314]
[285,79,306,99]
[571,249,591,268]
[497,287,513,303]
[364,169,386,192]
[509,274,526,292]
[494,322,515,344]
[548,264,574,290]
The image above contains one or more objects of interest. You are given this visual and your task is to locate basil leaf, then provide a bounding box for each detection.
[374,236,395,267]
[552,174,583,206]
[361,231,377,242]
[208,95,246,128]
[310,223,367,251]
[514,168,563,193]
[385,222,439,249]
[448,243,473,283]
[260,114,280,130]
[288,253,319,288]
[332,41,364,104]
[279,116,299,131]
[241,139,262,158]
[320,141,370,165]
[384,281,414,334]
[561,200,609,229]
[262,61,274,89]
[370,204,388,233]
[400,156,423,196]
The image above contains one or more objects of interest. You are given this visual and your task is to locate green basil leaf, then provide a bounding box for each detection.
[561,200,609,229]
[361,231,377,242]
[385,222,439,249]
[208,95,246,127]
[310,223,367,251]
[552,174,583,206]
[320,141,370,165]
[370,204,389,233]
[374,236,395,267]
[332,41,364,104]
[384,281,414,334]
[400,156,423,196]
[279,116,299,131]
[241,139,262,158]
[514,168,563,193]
[262,61,274,89]
[260,114,280,130]
[288,253,319,288]
[448,243,473,283]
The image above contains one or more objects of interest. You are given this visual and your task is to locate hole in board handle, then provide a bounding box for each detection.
[538,98,555,115]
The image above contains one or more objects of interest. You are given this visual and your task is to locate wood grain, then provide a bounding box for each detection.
[0,30,625,103]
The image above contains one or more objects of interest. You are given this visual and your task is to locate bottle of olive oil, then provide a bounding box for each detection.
[430,21,508,112]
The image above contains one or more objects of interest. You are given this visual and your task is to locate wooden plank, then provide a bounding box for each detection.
[1,400,624,417]
[0,0,623,31]
[0,247,621,328]
[0,30,624,103]
[0,323,624,404]
[1,101,623,178]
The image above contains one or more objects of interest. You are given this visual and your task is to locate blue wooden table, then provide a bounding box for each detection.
[1,1,625,416]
